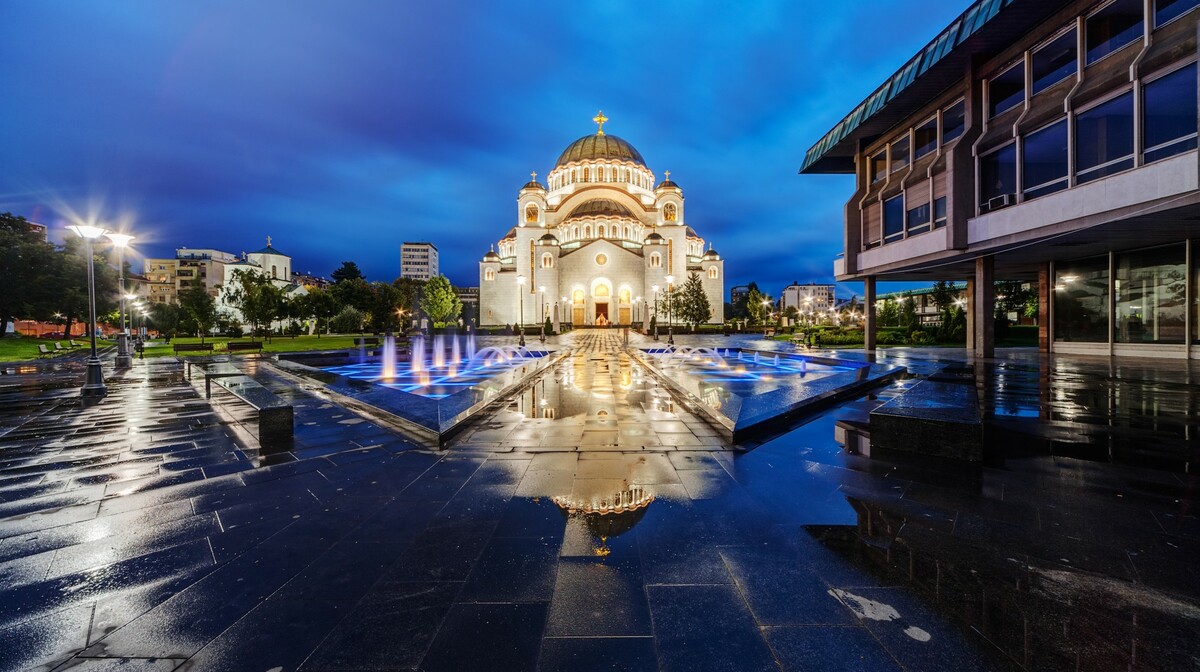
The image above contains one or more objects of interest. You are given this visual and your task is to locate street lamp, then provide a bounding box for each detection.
[538,285,546,342]
[516,274,526,347]
[665,274,675,346]
[67,224,108,398]
[634,296,641,325]
[651,284,660,340]
[106,232,135,368]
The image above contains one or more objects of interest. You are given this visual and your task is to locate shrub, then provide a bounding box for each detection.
[909,330,933,345]
[330,307,365,334]
[876,330,906,345]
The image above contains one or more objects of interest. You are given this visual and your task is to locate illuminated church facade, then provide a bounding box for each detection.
[479,113,724,327]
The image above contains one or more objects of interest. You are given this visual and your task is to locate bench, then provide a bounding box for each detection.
[203,365,293,451]
[174,343,215,354]
[227,341,264,353]
[37,344,54,359]
[53,342,67,353]
[68,339,83,348]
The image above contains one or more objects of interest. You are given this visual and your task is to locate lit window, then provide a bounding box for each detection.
[1086,0,1143,65]
[906,202,931,235]
[650,252,662,268]
[942,100,965,144]
[584,225,592,238]
[664,203,677,221]
[1022,119,1069,199]
[485,269,495,281]
[913,117,938,160]
[1143,63,1198,164]
[525,204,538,223]
[707,267,719,279]
[1032,29,1077,95]
[542,253,554,269]
[573,289,585,303]
[1076,92,1134,183]
[989,61,1025,117]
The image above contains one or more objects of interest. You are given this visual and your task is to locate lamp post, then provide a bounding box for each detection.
[538,285,546,342]
[561,296,568,332]
[634,297,641,325]
[516,274,526,347]
[67,224,108,398]
[651,285,660,340]
[664,274,675,346]
[106,233,135,368]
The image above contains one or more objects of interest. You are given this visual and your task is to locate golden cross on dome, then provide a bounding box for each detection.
[530,171,537,181]
[593,110,608,135]
[266,235,272,247]
[663,170,670,181]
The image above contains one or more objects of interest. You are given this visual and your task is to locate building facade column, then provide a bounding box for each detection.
[1038,263,1051,353]
[863,276,876,351]
[970,256,995,358]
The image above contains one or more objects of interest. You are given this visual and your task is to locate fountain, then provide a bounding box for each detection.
[381,333,397,379]
[411,335,425,374]
[774,354,780,366]
[433,334,446,369]
[451,334,462,366]
[466,332,477,361]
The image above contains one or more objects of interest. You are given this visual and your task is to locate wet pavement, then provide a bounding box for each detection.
[0,332,1197,670]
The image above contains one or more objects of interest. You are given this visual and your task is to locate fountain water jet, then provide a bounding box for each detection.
[433,334,446,369]
[451,335,462,365]
[381,334,397,379]
[411,335,426,374]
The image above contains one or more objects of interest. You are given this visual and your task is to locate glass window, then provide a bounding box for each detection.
[933,197,947,228]
[979,144,1017,210]
[942,100,966,143]
[883,195,905,243]
[1086,0,1143,65]
[1032,29,1078,95]
[1076,92,1134,183]
[891,137,910,173]
[989,61,1026,117]
[907,202,931,235]
[871,151,887,182]
[914,117,938,160]
[1022,119,1069,200]
[1143,63,1198,164]
[1156,0,1199,26]
[1114,245,1186,343]
[1054,256,1110,342]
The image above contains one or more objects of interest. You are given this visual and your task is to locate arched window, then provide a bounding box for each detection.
[664,203,677,221]
[708,267,719,279]
[573,289,585,304]
[595,284,610,297]
[525,204,538,223]
[584,224,592,238]
[619,288,631,303]
[583,167,590,182]
[541,253,553,269]
[649,252,662,268]
[485,269,495,281]
[271,265,278,279]
[572,225,579,240]
[598,224,607,238]
[624,225,632,239]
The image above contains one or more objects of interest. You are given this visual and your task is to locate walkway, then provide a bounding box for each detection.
[0,339,1195,670]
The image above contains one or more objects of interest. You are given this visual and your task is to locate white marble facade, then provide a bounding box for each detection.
[480,115,724,327]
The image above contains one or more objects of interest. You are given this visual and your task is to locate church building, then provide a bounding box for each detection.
[479,113,724,327]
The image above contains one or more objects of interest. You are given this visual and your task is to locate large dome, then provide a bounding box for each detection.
[564,199,635,220]
[555,134,646,168]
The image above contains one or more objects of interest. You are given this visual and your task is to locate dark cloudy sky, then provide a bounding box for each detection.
[1,1,963,297]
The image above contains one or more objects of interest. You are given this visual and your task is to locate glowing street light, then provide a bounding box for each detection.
[651,285,660,340]
[538,285,547,342]
[67,224,108,397]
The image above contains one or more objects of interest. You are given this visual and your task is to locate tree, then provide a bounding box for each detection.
[177,284,217,340]
[900,291,920,332]
[222,269,283,340]
[50,235,118,340]
[676,272,712,328]
[331,277,373,313]
[0,213,56,338]
[420,275,462,326]
[305,287,339,336]
[149,302,182,341]
[331,261,364,284]
[745,286,772,325]
[368,281,404,332]
[878,298,899,327]
[392,277,425,325]
[330,307,365,333]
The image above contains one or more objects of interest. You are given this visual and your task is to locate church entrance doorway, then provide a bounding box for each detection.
[594,302,609,325]
[618,306,631,325]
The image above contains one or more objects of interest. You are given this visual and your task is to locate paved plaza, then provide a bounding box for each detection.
[0,332,1198,671]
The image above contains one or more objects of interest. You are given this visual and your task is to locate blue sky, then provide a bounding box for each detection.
[1,1,964,298]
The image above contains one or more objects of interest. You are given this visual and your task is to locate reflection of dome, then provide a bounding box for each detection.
[552,488,654,556]
[565,199,635,220]
[555,134,646,168]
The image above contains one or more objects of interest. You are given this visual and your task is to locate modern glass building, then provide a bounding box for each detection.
[802,0,1199,358]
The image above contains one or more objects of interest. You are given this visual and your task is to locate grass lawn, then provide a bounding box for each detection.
[141,333,372,358]
[0,336,58,362]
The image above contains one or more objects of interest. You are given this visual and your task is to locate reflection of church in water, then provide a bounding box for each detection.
[479,113,724,327]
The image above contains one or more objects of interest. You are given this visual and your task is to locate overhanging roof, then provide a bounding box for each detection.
[799,0,1069,174]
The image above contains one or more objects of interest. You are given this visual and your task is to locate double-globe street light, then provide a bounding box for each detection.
[106,233,135,368]
[651,285,660,340]
[538,285,546,342]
